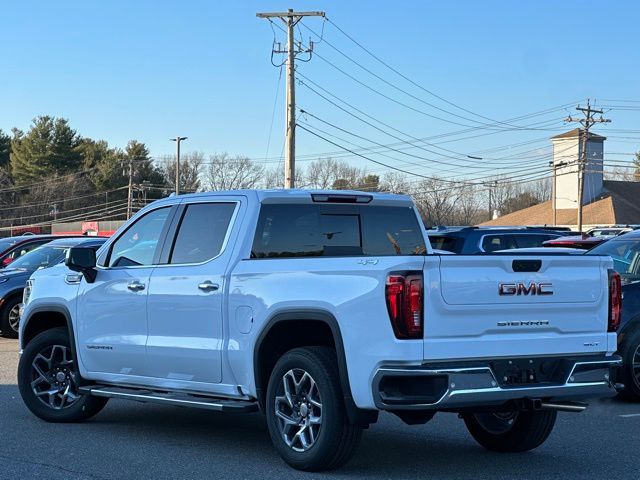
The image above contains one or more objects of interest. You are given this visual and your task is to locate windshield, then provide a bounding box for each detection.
[9,245,68,270]
[588,239,640,282]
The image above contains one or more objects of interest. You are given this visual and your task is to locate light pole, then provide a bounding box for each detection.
[170,136,188,195]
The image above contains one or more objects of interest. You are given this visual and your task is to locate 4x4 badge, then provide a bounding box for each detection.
[358,259,379,265]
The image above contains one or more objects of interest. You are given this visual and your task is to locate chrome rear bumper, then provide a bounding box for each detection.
[372,355,621,411]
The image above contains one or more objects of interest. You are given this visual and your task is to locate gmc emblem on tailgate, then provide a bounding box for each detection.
[498,282,553,296]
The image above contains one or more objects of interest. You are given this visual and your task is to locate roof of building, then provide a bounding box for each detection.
[550,128,606,141]
[480,180,640,227]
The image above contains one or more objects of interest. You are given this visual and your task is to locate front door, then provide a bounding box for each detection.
[76,205,174,378]
[145,200,239,385]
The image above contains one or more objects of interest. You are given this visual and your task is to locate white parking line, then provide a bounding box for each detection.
[619,413,640,418]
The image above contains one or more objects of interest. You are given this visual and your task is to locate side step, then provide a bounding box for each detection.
[79,385,259,413]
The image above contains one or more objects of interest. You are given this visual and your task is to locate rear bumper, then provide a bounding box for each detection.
[372,355,621,411]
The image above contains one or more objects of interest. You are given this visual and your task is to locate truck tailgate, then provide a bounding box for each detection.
[423,254,614,361]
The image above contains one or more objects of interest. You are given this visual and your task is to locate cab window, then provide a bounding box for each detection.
[169,203,236,264]
[107,207,171,267]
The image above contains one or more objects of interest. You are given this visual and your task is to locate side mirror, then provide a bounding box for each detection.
[65,247,97,283]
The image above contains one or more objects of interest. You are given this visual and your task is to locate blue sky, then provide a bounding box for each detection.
[1,0,639,181]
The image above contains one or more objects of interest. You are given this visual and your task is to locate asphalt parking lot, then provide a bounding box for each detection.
[1,337,639,480]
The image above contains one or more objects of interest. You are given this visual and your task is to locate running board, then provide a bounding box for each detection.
[79,386,259,413]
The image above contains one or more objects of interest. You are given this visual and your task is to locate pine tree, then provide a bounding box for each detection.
[10,116,82,185]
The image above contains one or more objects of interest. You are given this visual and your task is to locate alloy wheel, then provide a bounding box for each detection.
[633,344,640,387]
[8,304,21,333]
[274,368,323,452]
[30,344,80,410]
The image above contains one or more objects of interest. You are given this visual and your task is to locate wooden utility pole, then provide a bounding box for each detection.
[565,101,610,232]
[170,136,188,195]
[257,9,325,188]
[126,156,134,219]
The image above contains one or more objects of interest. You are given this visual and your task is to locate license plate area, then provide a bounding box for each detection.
[490,358,572,387]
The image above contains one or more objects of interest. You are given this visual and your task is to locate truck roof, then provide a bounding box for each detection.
[150,189,414,207]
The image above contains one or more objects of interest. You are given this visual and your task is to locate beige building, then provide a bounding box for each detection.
[481,129,640,229]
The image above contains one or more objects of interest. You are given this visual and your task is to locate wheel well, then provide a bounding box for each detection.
[1,291,23,310]
[255,319,336,408]
[22,311,69,347]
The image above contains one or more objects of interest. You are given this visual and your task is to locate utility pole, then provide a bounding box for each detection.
[126,156,134,219]
[565,100,610,232]
[486,180,498,220]
[257,9,325,188]
[170,136,188,195]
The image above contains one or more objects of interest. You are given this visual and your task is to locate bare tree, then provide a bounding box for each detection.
[411,178,462,227]
[205,153,264,191]
[380,172,411,193]
[160,151,204,193]
[306,157,364,189]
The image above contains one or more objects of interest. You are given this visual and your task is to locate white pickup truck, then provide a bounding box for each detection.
[17,190,621,471]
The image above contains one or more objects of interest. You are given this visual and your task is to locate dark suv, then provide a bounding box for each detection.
[427,227,565,254]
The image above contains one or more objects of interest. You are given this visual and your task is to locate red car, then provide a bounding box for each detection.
[542,234,608,249]
[0,234,90,268]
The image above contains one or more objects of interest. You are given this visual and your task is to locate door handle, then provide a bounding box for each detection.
[198,281,219,292]
[127,281,146,292]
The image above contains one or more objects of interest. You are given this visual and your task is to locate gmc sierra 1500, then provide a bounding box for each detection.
[17,190,621,471]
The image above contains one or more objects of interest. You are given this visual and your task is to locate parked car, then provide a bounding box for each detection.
[587,226,639,238]
[0,237,106,338]
[587,230,640,401]
[0,234,90,269]
[543,226,637,250]
[18,190,620,471]
[427,226,565,253]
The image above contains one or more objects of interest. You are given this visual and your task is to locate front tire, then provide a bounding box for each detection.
[265,346,362,471]
[0,296,22,338]
[617,327,640,401]
[18,327,108,422]
[463,409,557,452]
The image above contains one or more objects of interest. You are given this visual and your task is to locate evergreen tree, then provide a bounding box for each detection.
[10,116,82,185]
[0,129,10,169]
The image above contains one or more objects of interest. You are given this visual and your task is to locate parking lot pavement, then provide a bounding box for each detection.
[1,337,639,480]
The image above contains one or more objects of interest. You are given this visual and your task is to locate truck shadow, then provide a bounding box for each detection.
[2,385,632,479]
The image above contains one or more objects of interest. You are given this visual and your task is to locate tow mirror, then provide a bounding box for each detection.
[65,247,97,283]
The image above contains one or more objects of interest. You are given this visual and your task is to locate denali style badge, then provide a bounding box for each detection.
[498,282,553,296]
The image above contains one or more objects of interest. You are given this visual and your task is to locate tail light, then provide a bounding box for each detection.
[608,270,622,333]
[385,273,423,339]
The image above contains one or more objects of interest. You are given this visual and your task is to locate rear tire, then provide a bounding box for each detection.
[463,409,557,453]
[265,346,362,471]
[617,327,640,402]
[18,327,108,422]
[0,296,22,339]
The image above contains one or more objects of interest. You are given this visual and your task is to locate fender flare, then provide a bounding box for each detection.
[22,304,80,372]
[253,309,377,426]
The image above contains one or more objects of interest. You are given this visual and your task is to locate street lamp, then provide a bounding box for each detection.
[170,136,188,195]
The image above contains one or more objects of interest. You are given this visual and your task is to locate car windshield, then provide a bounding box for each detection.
[9,245,68,270]
[588,239,640,282]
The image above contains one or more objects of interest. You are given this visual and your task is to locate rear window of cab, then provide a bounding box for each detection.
[251,204,426,258]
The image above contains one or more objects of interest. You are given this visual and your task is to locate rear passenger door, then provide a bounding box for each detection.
[145,199,240,385]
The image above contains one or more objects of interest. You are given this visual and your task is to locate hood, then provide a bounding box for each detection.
[0,267,31,280]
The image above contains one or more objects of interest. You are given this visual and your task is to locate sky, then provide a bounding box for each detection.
[1,0,639,184]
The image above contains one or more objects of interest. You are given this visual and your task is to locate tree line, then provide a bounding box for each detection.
[0,115,562,232]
